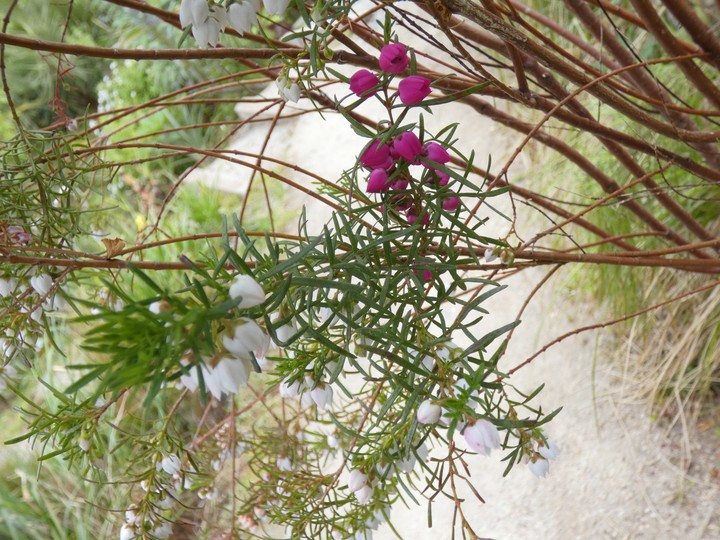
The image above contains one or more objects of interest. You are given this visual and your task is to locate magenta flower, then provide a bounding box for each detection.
[379,43,409,74]
[442,196,460,211]
[423,142,451,166]
[398,75,432,105]
[350,69,380,98]
[390,178,409,191]
[393,131,423,163]
[426,169,451,186]
[360,139,394,170]
[412,258,433,282]
[406,207,429,226]
[366,169,391,193]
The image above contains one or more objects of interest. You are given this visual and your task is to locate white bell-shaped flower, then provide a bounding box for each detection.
[310,383,333,410]
[463,419,501,456]
[216,356,251,393]
[229,274,265,308]
[275,74,301,103]
[179,0,208,28]
[161,453,182,475]
[263,0,290,16]
[279,377,301,398]
[355,484,373,505]
[416,399,441,424]
[347,469,368,492]
[528,456,550,477]
[30,274,53,297]
[0,277,17,297]
[228,1,258,34]
[223,320,270,363]
[537,437,560,460]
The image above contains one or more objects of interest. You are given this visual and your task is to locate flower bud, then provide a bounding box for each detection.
[423,142,451,165]
[528,456,550,477]
[442,196,460,211]
[229,274,265,308]
[398,75,432,105]
[393,131,423,163]
[355,484,373,505]
[379,43,409,73]
[310,383,333,410]
[366,169,391,193]
[360,139,394,170]
[416,399,442,424]
[463,420,501,456]
[348,469,368,492]
[350,69,380,98]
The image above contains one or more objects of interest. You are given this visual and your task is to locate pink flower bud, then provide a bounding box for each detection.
[393,131,423,163]
[349,69,380,98]
[423,142,451,166]
[436,170,450,186]
[360,139,394,170]
[366,169,391,193]
[442,196,460,211]
[390,178,409,191]
[379,43,409,74]
[406,207,429,226]
[412,257,434,282]
[398,75,432,105]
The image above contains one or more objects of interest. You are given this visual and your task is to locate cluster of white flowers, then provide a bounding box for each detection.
[179,0,290,48]
[178,1,302,102]
[413,339,561,477]
[175,274,269,400]
[279,371,334,410]
[526,436,561,477]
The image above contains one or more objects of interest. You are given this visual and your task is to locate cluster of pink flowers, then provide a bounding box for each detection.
[349,43,433,106]
[345,43,464,283]
[349,43,461,230]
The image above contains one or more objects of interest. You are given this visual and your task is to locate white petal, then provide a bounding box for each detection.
[190,0,209,25]
[355,484,373,505]
[119,524,136,540]
[201,364,223,399]
[30,274,53,297]
[0,278,17,297]
[161,454,182,475]
[348,469,368,492]
[538,437,560,460]
[416,400,441,424]
[228,2,258,34]
[285,83,301,103]
[223,320,269,362]
[310,383,332,410]
[264,0,290,16]
[216,357,250,393]
[528,457,550,477]
[192,21,211,48]
[229,275,265,308]
[279,377,301,398]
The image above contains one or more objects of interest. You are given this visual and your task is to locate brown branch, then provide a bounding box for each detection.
[507,278,720,375]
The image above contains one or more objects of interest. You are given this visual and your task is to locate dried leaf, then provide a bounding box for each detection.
[102,238,126,258]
